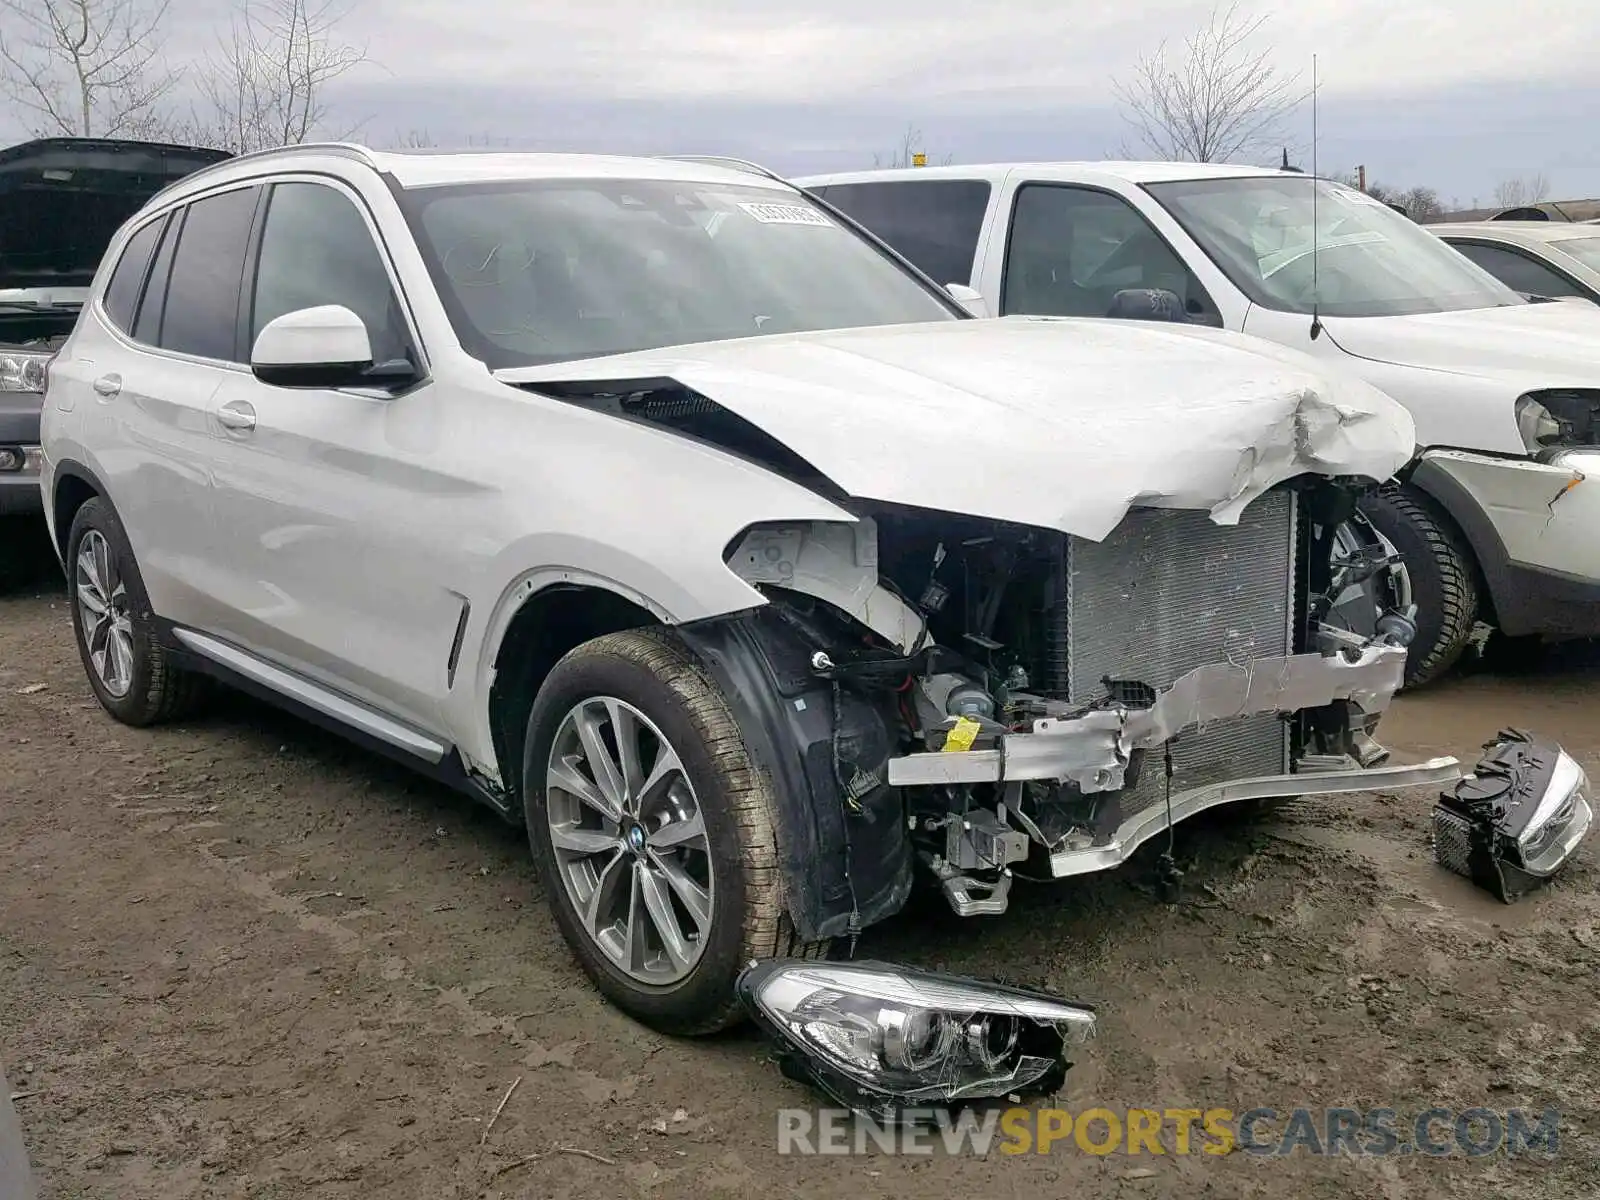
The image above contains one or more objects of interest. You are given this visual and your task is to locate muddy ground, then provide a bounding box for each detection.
[3,518,1597,1199]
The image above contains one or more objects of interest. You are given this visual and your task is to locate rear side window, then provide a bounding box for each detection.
[1449,241,1587,301]
[813,179,991,285]
[101,217,164,333]
[157,186,261,361]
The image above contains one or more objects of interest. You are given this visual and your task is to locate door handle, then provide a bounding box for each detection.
[92,373,121,398]
[216,399,257,431]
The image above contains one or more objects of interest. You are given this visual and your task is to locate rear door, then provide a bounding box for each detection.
[78,183,263,628]
[807,178,994,291]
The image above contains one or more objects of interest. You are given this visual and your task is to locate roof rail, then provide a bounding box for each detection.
[145,141,378,205]
[658,155,787,184]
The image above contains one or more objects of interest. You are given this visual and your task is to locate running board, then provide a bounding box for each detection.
[171,628,449,764]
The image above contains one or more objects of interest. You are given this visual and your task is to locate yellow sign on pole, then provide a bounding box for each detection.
[912,151,927,167]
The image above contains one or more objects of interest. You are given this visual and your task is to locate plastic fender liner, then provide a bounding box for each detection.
[676,608,913,942]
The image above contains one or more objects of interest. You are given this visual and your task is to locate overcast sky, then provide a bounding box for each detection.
[19,0,1600,205]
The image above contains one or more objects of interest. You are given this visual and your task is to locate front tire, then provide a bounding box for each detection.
[1359,485,1480,688]
[522,628,822,1035]
[65,497,208,725]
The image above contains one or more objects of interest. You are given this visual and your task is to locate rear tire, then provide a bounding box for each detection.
[1359,485,1479,688]
[522,628,825,1035]
[65,497,209,725]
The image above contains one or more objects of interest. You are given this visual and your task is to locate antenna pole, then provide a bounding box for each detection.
[1310,54,1322,340]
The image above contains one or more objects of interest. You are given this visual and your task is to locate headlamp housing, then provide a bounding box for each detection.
[736,959,1096,1121]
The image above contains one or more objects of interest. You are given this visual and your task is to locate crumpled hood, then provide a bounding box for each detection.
[497,316,1416,541]
[0,138,231,291]
[1323,301,1600,386]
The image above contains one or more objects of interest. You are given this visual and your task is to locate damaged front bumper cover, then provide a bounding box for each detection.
[887,642,1463,876]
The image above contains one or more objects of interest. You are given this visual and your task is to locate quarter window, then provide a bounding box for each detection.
[101,217,164,334]
[158,186,261,360]
[250,181,411,366]
[813,179,992,286]
[1002,184,1216,321]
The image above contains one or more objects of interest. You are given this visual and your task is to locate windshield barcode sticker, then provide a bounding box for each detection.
[738,202,834,227]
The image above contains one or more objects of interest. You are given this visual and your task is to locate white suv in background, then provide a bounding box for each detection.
[796,163,1600,685]
[41,145,1478,1031]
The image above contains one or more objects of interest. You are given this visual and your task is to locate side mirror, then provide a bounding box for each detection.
[251,304,392,389]
[944,282,990,318]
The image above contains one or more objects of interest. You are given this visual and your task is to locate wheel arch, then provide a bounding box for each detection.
[49,457,112,565]
[485,579,665,813]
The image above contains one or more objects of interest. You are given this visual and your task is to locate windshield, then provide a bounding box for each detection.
[1550,236,1600,275]
[397,178,958,368]
[1144,176,1524,317]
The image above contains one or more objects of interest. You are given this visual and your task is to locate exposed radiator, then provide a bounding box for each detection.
[1060,489,1298,819]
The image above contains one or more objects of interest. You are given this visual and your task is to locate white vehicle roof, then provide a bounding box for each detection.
[794,161,1293,188]
[150,143,795,208]
[1428,221,1600,246]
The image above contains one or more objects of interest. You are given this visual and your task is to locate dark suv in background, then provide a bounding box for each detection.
[1,139,230,519]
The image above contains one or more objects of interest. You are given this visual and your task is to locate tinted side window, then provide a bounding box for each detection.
[1002,184,1216,320]
[250,182,410,365]
[814,180,990,285]
[1451,241,1586,300]
[159,186,261,361]
[101,217,164,333]
[133,215,179,345]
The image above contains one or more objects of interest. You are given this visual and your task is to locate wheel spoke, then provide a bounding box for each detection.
[648,851,712,935]
[93,533,116,603]
[109,629,134,690]
[550,823,621,856]
[548,754,623,824]
[76,583,107,617]
[574,705,628,814]
[622,862,643,973]
[582,849,629,938]
[648,807,705,850]
[605,698,645,804]
[636,743,685,811]
[637,864,694,970]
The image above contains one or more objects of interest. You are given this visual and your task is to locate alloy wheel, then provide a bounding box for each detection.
[75,529,135,699]
[544,696,714,985]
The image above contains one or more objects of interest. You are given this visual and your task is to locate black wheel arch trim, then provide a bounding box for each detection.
[675,609,913,943]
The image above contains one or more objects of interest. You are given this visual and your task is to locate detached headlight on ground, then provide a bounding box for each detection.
[1433,729,1593,903]
[736,960,1096,1120]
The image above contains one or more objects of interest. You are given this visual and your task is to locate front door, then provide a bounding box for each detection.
[203,177,467,733]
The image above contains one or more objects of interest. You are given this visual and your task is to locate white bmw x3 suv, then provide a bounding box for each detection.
[41,145,1516,1033]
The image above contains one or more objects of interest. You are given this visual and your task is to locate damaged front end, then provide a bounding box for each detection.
[684,474,1465,938]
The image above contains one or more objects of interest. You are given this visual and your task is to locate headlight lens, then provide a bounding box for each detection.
[0,350,50,394]
[737,959,1096,1119]
[1514,396,1563,453]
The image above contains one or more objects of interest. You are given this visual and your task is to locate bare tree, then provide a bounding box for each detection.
[872,124,952,169]
[0,0,176,137]
[1113,2,1301,163]
[1492,173,1551,209]
[183,0,367,154]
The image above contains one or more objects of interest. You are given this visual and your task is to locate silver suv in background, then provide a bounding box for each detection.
[43,144,1534,1033]
[0,138,229,517]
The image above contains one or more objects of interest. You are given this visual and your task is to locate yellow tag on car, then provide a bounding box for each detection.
[943,716,980,752]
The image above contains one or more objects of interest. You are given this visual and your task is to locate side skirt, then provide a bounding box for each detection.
[157,620,513,820]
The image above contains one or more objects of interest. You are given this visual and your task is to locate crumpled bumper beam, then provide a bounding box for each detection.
[1048,755,1462,877]
[887,643,1417,791]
